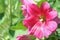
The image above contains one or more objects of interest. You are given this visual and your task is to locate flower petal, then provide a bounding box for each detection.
[45,21,57,32]
[27,4,41,16]
[21,0,36,5]
[21,5,26,10]
[34,27,44,38]
[35,29,44,38]
[43,28,52,38]
[29,21,44,38]
[28,25,38,34]
[22,10,30,18]
[41,2,50,11]
[23,16,39,30]
[54,17,60,24]
[46,9,58,20]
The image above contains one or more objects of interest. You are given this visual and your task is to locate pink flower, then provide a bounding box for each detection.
[22,0,57,38]
[22,2,58,38]
[16,35,31,40]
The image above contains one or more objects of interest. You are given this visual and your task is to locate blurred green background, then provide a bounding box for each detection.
[0,0,60,40]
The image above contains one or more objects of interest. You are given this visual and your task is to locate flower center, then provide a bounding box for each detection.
[39,16,45,22]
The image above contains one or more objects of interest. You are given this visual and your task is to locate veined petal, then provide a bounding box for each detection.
[23,16,39,30]
[46,9,58,20]
[41,2,50,11]
[43,28,52,38]
[27,4,41,16]
[34,27,44,38]
[28,25,38,34]
[29,21,57,38]
[35,29,44,38]
[45,21,57,32]
[29,21,44,38]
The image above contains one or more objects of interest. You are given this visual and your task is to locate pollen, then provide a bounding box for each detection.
[40,16,46,22]
[40,19,43,22]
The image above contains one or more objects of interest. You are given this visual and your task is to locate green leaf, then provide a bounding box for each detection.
[57,8,60,18]
[0,0,5,13]
[0,12,4,20]
[9,30,15,37]
[10,21,27,30]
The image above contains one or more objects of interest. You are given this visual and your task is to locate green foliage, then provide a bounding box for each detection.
[0,0,60,40]
[10,21,27,30]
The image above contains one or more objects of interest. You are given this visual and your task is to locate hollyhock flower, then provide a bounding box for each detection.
[16,35,31,40]
[23,2,58,38]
